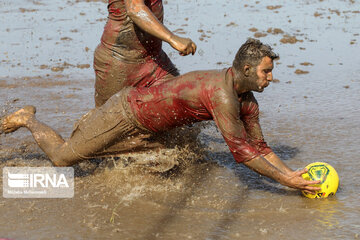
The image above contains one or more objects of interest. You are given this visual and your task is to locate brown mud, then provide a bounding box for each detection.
[294,69,310,75]
[1,0,360,239]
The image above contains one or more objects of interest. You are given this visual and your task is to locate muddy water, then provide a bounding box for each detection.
[1,0,360,239]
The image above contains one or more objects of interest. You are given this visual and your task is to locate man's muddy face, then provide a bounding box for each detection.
[253,56,274,92]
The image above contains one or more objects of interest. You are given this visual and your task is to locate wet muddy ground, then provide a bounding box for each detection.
[1,0,360,239]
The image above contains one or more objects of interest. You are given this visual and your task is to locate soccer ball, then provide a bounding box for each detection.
[301,162,339,198]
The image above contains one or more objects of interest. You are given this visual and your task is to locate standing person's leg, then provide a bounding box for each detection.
[1,91,142,166]
[94,44,128,107]
[93,46,179,107]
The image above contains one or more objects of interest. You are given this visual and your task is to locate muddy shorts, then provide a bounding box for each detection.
[69,88,149,159]
[93,44,179,107]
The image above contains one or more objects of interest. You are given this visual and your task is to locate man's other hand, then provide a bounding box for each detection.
[169,35,197,56]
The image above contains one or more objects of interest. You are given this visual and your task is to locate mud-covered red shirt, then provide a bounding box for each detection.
[101,0,164,60]
[127,68,272,163]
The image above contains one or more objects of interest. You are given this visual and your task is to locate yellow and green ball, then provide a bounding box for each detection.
[301,162,339,198]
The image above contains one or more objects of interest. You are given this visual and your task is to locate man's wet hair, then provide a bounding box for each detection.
[233,38,279,72]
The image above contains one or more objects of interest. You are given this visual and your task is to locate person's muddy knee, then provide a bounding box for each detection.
[52,158,72,167]
[49,147,82,167]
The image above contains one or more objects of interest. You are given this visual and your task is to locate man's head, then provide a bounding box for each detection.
[232,38,279,93]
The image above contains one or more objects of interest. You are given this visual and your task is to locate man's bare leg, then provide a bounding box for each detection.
[1,106,80,166]
[1,95,143,166]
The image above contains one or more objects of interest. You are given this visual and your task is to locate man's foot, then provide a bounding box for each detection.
[0,106,36,134]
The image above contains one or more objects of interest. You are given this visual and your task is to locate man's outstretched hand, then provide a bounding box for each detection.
[280,168,321,195]
[244,156,321,195]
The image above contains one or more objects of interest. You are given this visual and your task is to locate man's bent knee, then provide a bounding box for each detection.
[49,146,83,167]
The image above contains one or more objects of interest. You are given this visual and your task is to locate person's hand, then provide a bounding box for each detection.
[280,168,321,195]
[169,34,197,56]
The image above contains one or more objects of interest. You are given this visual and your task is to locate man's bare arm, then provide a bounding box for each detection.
[243,155,321,194]
[125,0,196,55]
[239,93,294,175]
[263,152,294,175]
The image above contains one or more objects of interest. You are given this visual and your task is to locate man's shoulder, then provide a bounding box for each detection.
[205,86,240,112]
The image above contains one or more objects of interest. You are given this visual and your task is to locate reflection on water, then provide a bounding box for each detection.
[0,0,360,239]
[305,198,341,229]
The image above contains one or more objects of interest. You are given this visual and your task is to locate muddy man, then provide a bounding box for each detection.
[94,0,196,107]
[1,39,320,194]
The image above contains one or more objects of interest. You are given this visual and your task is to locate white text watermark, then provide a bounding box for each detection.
[3,167,74,198]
